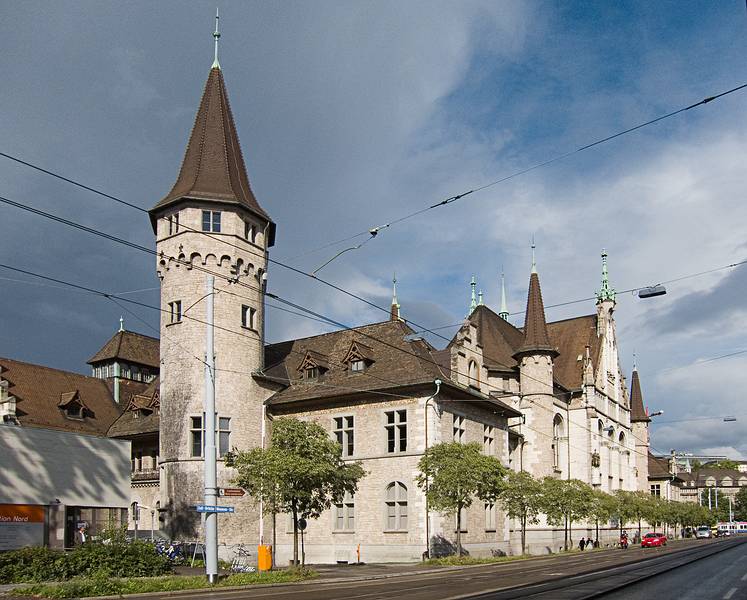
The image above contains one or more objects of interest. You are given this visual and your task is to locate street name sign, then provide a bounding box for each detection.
[195,505,235,513]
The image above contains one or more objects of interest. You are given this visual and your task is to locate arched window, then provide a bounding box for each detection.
[618,431,625,447]
[552,414,564,470]
[385,482,408,531]
[468,360,479,388]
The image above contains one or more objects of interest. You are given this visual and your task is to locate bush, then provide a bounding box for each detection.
[0,540,171,584]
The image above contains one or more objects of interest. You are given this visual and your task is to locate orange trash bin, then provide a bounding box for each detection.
[257,544,272,571]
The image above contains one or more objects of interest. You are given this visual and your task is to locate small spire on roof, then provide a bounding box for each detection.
[478,290,484,306]
[212,8,221,70]
[499,269,509,320]
[469,275,477,314]
[531,236,537,274]
[390,272,401,321]
[119,316,125,332]
[596,249,616,303]
[632,351,637,371]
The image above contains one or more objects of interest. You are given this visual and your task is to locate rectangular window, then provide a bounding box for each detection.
[485,503,496,531]
[241,305,257,330]
[650,484,661,497]
[385,410,407,453]
[169,300,182,324]
[334,493,355,531]
[350,359,365,373]
[219,417,231,457]
[305,366,319,380]
[168,213,180,235]
[191,416,203,457]
[202,210,221,233]
[483,424,495,455]
[453,414,466,443]
[334,416,354,457]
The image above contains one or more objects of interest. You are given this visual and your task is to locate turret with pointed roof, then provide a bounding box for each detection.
[514,268,557,358]
[630,367,650,423]
[149,65,275,244]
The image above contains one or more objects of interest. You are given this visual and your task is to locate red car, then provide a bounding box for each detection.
[641,532,667,547]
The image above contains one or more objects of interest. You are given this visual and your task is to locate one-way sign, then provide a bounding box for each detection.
[195,505,235,513]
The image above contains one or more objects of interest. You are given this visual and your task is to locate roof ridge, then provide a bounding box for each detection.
[0,357,101,381]
[265,319,415,349]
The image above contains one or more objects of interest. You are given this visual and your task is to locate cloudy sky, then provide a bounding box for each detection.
[1,1,746,457]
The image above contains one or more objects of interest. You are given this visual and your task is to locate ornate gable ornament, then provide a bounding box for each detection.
[341,341,374,366]
[297,349,330,380]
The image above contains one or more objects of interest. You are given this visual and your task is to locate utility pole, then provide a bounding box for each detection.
[729,496,734,523]
[204,276,218,583]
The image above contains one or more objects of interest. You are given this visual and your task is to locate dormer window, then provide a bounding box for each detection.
[59,391,85,420]
[343,341,374,375]
[66,403,83,419]
[297,350,329,381]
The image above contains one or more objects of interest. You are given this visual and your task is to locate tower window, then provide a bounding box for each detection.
[244,221,256,243]
[168,213,180,235]
[202,210,221,233]
[168,301,182,324]
[241,305,257,330]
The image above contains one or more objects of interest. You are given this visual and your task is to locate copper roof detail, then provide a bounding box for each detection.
[150,67,274,242]
[516,272,557,357]
[630,369,650,422]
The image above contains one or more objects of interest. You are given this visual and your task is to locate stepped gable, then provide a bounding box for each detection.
[87,329,160,369]
[630,368,650,422]
[108,378,160,438]
[0,357,121,435]
[150,67,275,244]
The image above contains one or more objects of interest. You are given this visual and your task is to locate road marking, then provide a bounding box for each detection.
[723,588,737,599]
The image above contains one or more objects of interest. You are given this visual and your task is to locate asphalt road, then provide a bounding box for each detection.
[94,538,737,600]
[602,538,747,600]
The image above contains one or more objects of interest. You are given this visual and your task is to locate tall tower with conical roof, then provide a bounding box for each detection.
[629,364,651,491]
[150,22,274,544]
[513,249,559,478]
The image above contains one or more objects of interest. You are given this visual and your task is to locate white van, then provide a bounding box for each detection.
[696,526,712,539]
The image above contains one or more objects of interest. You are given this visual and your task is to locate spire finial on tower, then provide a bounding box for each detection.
[632,351,637,371]
[596,248,616,303]
[390,272,401,321]
[499,269,509,320]
[478,290,484,306]
[531,236,537,274]
[119,316,125,332]
[469,275,478,313]
[212,8,221,69]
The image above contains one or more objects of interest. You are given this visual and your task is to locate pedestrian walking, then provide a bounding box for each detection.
[578,537,586,551]
[74,524,88,545]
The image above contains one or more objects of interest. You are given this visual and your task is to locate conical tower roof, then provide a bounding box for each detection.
[515,271,557,357]
[150,67,274,243]
[630,368,650,422]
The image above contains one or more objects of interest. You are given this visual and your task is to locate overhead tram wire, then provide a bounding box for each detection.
[1,259,664,463]
[2,82,746,330]
[2,187,743,440]
[2,186,744,452]
[290,82,747,260]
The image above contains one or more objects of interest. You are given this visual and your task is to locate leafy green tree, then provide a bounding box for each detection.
[416,442,506,556]
[707,460,740,470]
[498,470,543,555]
[734,487,747,521]
[540,478,594,551]
[589,490,617,545]
[613,490,637,540]
[229,417,366,566]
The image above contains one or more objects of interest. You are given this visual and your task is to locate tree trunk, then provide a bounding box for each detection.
[595,517,599,545]
[521,512,527,555]
[638,517,642,541]
[292,503,299,566]
[568,516,573,550]
[564,514,569,551]
[456,506,462,557]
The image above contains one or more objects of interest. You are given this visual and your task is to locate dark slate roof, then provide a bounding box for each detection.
[150,67,275,243]
[0,357,122,436]
[87,330,160,369]
[630,369,650,422]
[648,453,672,479]
[516,272,557,356]
[454,304,600,391]
[262,320,519,417]
[108,378,160,438]
[546,315,600,391]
